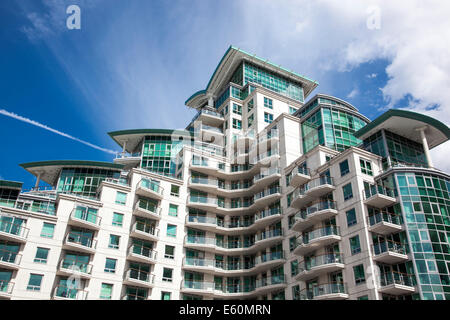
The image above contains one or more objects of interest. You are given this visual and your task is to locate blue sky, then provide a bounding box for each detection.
[1,0,449,188]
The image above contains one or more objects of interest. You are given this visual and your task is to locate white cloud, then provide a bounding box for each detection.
[347,88,359,99]
[367,73,378,79]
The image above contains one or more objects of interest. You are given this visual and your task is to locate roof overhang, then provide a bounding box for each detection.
[186,45,319,109]
[0,180,23,190]
[108,129,193,153]
[19,160,124,186]
[355,109,450,149]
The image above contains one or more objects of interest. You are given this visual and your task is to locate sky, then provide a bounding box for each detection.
[1,0,450,188]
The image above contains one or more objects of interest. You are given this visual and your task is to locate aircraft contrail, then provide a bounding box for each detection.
[0,108,118,155]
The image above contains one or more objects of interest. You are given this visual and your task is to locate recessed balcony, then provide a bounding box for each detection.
[368,211,403,235]
[293,226,341,256]
[289,166,311,188]
[295,253,344,281]
[363,185,397,208]
[52,285,88,300]
[378,272,416,295]
[133,201,162,220]
[68,207,102,230]
[0,219,29,243]
[0,249,21,269]
[130,222,159,242]
[127,245,157,264]
[58,259,93,279]
[63,233,97,254]
[292,201,338,232]
[0,281,14,299]
[372,241,409,264]
[123,269,155,288]
[135,179,164,200]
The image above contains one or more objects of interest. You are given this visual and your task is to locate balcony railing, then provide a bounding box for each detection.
[373,241,407,256]
[254,185,281,201]
[363,184,395,200]
[257,129,279,144]
[254,167,281,182]
[257,229,283,242]
[298,253,343,272]
[125,268,155,284]
[379,271,415,287]
[0,220,29,239]
[183,280,214,291]
[299,283,348,300]
[115,152,141,159]
[201,125,223,134]
[256,206,282,221]
[138,179,164,196]
[104,177,130,186]
[53,285,88,300]
[128,245,157,260]
[191,108,224,122]
[65,232,97,249]
[70,207,101,227]
[294,201,337,221]
[368,211,403,226]
[132,221,159,237]
[296,226,340,247]
[0,248,21,265]
[60,258,93,274]
[0,199,56,216]
[0,280,14,295]
[256,274,286,288]
[251,148,279,163]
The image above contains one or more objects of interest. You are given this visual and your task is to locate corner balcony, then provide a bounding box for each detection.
[290,176,335,209]
[253,167,281,189]
[68,208,102,230]
[185,215,217,232]
[368,211,403,235]
[255,229,283,248]
[182,258,215,273]
[251,149,280,166]
[190,159,220,176]
[63,233,97,254]
[378,272,416,295]
[188,177,218,193]
[0,281,14,299]
[295,253,344,281]
[253,251,286,272]
[292,201,338,232]
[58,259,93,279]
[254,207,283,229]
[0,249,22,269]
[184,235,216,252]
[114,152,141,166]
[293,226,341,256]
[127,245,157,264]
[181,280,214,296]
[255,274,287,295]
[130,222,159,242]
[52,285,88,300]
[0,220,29,243]
[133,201,162,220]
[187,195,218,211]
[253,186,282,210]
[372,241,409,264]
[289,166,311,188]
[192,108,224,127]
[135,179,164,200]
[123,269,155,288]
[363,185,397,208]
[299,283,349,300]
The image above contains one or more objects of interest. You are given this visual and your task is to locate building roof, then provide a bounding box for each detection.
[354,109,450,149]
[108,129,193,153]
[19,160,124,186]
[0,180,23,190]
[185,45,319,109]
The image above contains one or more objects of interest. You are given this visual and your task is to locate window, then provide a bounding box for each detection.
[346,208,357,227]
[104,258,117,273]
[161,291,171,300]
[168,204,178,217]
[291,260,298,276]
[115,191,127,205]
[162,268,173,282]
[349,235,361,255]
[170,185,180,197]
[167,224,177,237]
[247,99,254,112]
[100,283,113,299]
[289,106,298,114]
[248,114,254,127]
[289,237,296,252]
[27,274,43,291]
[360,159,373,176]
[264,97,273,109]
[353,264,365,285]
[342,183,353,201]
[40,222,55,238]
[357,295,369,300]
[34,247,49,264]
[108,234,120,249]
[264,112,273,123]
[112,213,124,227]
[232,103,242,115]
[232,118,242,129]
[339,160,349,176]
[165,245,175,259]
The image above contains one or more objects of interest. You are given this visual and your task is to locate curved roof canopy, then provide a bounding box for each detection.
[108,129,193,153]
[355,109,450,149]
[19,160,124,186]
[185,46,319,109]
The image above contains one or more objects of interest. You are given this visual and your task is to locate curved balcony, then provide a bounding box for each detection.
[253,167,281,189]
[130,222,159,242]
[52,285,88,300]
[114,153,141,166]
[68,208,101,230]
[192,108,224,126]
[133,201,161,220]
[185,215,217,232]
[190,159,220,176]
[291,176,335,208]
[136,179,164,200]
[372,241,409,264]
[63,233,97,254]
[58,259,93,279]
[188,177,218,193]
[298,283,349,300]
[293,226,341,256]
[0,281,14,299]
[127,245,157,264]
[0,249,21,269]
[255,229,283,248]
[368,211,403,235]
[123,269,155,288]
[379,272,416,295]
[0,220,29,243]
[181,280,214,296]
[292,201,338,232]
[253,251,286,272]
[289,166,311,188]
[251,149,280,165]
[182,258,215,273]
[295,253,344,281]
[199,124,224,143]
[363,185,397,208]
[255,274,287,295]
[257,129,279,145]
[184,235,216,252]
[253,207,283,229]
[253,186,282,210]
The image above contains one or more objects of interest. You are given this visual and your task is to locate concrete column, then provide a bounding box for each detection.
[416,126,434,168]
[381,129,392,168]
[122,140,127,154]
[34,172,41,189]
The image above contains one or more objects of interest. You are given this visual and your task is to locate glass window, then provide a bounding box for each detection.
[232,119,242,129]
[100,283,113,299]
[350,235,361,255]
[167,224,177,237]
[34,247,49,264]
[232,103,242,115]
[343,183,353,201]
[40,222,55,238]
[289,106,298,114]
[339,160,349,176]
[165,245,175,259]
[168,204,178,217]
[161,291,171,300]
[264,112,273,123]
[108,234,120,249]
[162,268,173,282]
[357,295,369,300]
[264,97,273,109]
[170,185,180,197]
[112,213,123,227]
[360,158,373,176]
[346,208,357,227]
[27,274,43,291]
[248,114,254,127]
[353,264,365,285]
[115,192,127,205]
[104,258,117,273]
[247,99,254,112]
